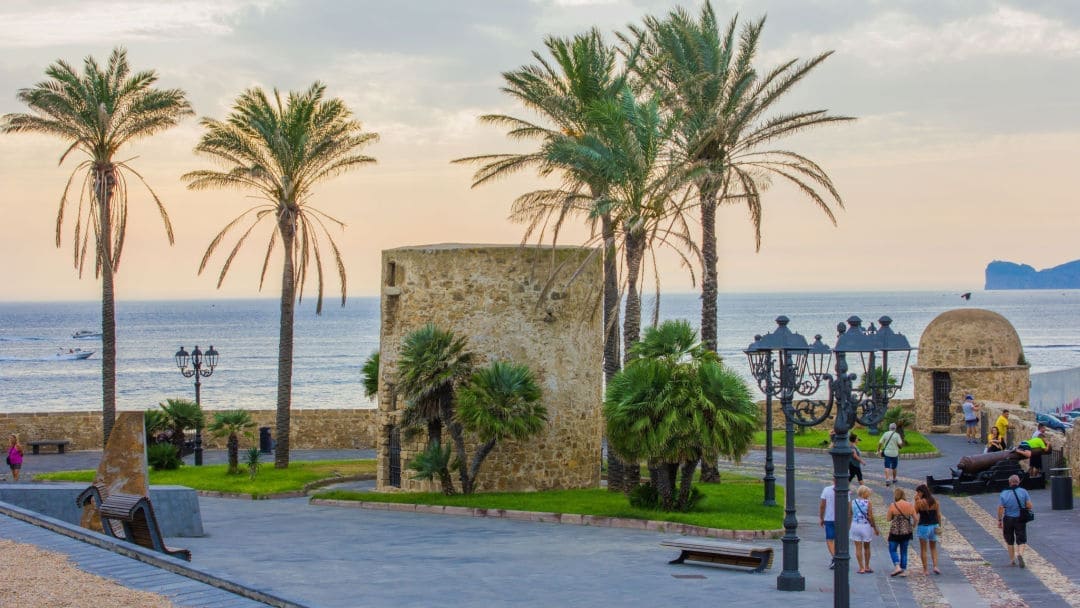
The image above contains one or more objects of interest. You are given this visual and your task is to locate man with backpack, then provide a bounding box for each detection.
[878,423,904,487]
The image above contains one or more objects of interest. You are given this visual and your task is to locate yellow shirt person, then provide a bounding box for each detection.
[995,410,1010,447]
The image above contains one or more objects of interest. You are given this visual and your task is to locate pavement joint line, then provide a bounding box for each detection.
[952,495,1080,607]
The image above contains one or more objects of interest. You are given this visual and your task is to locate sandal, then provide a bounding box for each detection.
[933,568,941,575]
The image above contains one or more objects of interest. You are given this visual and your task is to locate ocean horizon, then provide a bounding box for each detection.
[1,290,1078,413]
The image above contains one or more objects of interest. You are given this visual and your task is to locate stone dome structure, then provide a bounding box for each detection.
[917,309,1024,368]
[912,308,1029,433]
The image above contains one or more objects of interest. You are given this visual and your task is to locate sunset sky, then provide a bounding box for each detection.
[1,0,1077,302]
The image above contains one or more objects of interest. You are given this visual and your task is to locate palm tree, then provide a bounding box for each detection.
[1,48,192,444]
[183,83,378,469]
[361,351,380,400]
[395,324,474,494]
[158,397,204,456]
[633,4,852,354]
[455,361,547,490]
[454,29,641,491]
[604,320,758,510]
[208,410,256,475]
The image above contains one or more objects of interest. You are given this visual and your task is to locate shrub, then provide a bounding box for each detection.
[148,443,181,471]
[245,447,261,480]
[628,483,660,509]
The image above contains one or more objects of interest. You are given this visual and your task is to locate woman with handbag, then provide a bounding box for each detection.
[6,434,23,482]
[915,484,942,575]
[997,474,1034,568]
[850,485,880,574]
[886,487,917,577]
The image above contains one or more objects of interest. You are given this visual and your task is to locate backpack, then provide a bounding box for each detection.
[889,502,913,536]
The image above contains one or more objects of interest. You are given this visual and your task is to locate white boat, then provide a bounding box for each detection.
[72,329,102,339]
[52,349,94,360]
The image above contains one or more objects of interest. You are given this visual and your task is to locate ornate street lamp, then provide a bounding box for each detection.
[745,316,831,592]
[174,345,219,466]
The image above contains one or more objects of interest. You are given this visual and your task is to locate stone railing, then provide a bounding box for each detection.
[0,408,378,452]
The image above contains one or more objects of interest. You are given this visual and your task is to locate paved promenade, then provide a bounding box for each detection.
[1,438,1078,607]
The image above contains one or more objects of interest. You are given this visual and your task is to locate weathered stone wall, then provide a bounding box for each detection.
[0,409,377,451]
[911,367,1030,433]
[376,244,603,493]
[979,401,1078,486]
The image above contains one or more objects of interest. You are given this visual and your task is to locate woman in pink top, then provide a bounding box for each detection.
[7,434,23,481]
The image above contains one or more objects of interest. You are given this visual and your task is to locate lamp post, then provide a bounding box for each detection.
[174,345,219,466]
[750,316,911,608]
[746,317,831,592]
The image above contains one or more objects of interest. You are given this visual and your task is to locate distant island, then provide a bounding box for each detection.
[985,259,1080,289]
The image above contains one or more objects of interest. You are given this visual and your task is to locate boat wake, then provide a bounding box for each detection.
[0,336,48,342]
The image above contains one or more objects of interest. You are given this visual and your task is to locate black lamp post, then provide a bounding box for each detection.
[746,317,831,592]
[174,345,219,466]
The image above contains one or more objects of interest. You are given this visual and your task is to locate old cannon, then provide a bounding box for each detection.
[926,448,1046,495]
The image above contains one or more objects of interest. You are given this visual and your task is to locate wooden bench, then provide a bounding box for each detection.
[96,492,191,561]
[661,540,774,572]
[28,439,71,454]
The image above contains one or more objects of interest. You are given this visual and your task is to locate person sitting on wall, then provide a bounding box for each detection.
[994,410,1011,449]
[985,426,1005,453]
[1022,435,1049,477]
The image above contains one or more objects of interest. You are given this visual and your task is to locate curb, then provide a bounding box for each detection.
[753,444,940,460]
[309,498,783,541]
[196,474,376,500]
[0,500,310,608]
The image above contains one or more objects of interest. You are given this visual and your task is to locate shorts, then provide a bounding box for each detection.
[849,464,863,482]
[850,522,875,543]
[916,524,939,542]
[8,462,20,470]
[824,521,836,540]
[965,419,978,428]
[1030,453,1043,470]
[883,455,899,469]
[1002,516,1027,546]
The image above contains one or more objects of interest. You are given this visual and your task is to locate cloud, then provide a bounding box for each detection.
[0,0,277,48]
[780,6,1080,66]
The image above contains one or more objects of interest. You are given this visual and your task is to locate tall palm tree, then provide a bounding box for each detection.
[455,360,547,490]
[605,320,757,510]
[633,4,852,354]
[1,48,192,445]
[208,410,256,475]
[396,324,474,494]
[183,83,378,469]
[454,30,643,491]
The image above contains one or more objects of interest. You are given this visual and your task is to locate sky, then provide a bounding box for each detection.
[0,0,1078,302]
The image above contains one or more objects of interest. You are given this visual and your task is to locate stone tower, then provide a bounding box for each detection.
[375,244,603,492]
[911,309,1030,433]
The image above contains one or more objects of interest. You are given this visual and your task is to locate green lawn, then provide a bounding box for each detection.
[752,428,937,455]
[314,474,783,531]
[35,459,376,498]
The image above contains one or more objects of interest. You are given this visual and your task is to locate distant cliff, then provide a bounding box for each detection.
[985,259,1080,289]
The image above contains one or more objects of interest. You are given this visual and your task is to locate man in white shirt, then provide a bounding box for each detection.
[819,480,836,569]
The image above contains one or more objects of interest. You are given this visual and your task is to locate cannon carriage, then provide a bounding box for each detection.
[926,448,1046,495]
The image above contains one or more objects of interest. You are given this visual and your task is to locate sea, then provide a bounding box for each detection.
[0,290,1078,413]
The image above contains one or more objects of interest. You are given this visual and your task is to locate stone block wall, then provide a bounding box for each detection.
[376,244,603,493]
[911,367,1029,433]
[0,409,377,451]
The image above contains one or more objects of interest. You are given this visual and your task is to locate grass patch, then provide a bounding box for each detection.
[753,428,937,454]
[35,459,376,498]
[314,473,782,530]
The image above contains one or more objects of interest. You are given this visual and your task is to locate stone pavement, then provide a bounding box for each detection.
[2,439,1078,607]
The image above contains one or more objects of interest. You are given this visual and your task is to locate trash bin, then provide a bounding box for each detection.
[259,427,273,454]
[1050,468,1072,510]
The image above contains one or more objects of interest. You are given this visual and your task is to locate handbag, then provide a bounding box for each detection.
[1012,488,1035,523]
[888,502,913,536]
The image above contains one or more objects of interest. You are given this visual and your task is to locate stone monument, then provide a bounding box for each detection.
[79,411,150,532]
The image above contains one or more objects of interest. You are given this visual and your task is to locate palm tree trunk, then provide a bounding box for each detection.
[96,166,117,447]
[467,438,498,489]
[676,459,699,510]
[426,418,455,494]
[274,212,296,469]
[698,186,722,483]
[601,213,627,493]
[439,394,472,494]
[227,433,239,474]
[619,229,645,493]
[655,462,677,510]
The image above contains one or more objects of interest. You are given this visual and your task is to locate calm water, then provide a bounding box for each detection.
[0,291,1078,412]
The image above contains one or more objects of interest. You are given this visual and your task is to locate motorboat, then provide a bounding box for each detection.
[52,348,94,360]
[72,329,102,339]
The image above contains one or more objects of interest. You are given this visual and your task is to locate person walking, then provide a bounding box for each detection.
[849,433,866,487]
[820,480,837,569]
[886,487,917,577]
[850,485,880,574]
[914,484,942,575]
[994,409,1011,449]
[997,474,1033,568]
[6,434,23,482]
[961,394,980,443]
[878,423,904,487]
